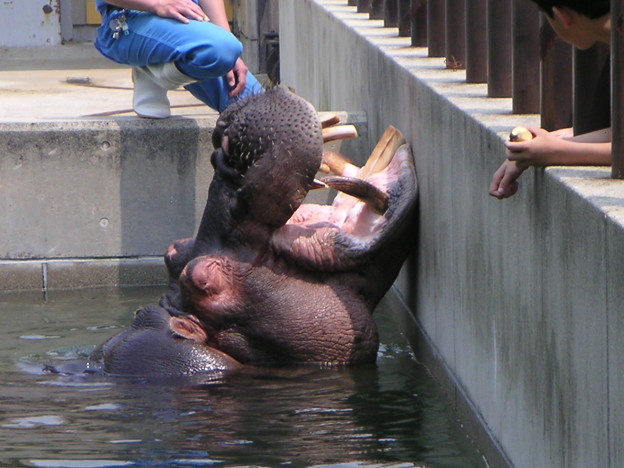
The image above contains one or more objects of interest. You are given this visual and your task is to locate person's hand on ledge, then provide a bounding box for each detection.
[489,159,527,199]
[489,127,612,200]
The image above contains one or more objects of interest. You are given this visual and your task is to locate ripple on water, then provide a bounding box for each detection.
[2,415,65,429]
[27,460,135,468]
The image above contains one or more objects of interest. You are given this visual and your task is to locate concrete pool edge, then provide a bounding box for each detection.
[0,257,167,293]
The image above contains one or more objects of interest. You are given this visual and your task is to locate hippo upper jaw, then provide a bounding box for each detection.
[193,87,325,255]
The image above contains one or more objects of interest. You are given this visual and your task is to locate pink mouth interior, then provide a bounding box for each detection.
[284,149,408,240]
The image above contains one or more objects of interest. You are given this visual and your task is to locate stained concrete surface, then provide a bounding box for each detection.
[0,42,219,121]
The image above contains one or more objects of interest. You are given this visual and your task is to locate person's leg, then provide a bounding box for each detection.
[185,71,264,113]
[95,10,248,117]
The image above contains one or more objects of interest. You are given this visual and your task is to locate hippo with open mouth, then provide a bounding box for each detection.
[87,86,418,376]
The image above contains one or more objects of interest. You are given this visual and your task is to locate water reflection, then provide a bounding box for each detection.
[0,287,485,467]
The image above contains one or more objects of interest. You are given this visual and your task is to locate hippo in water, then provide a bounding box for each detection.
[87,86,418,376]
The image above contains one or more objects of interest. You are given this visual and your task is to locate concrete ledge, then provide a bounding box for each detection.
[0,117,217,260]
[0,257,167,293]
[278,1,624,467]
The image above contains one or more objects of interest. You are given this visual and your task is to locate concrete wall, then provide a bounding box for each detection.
[279,1,624,467]
[0,118,216,290]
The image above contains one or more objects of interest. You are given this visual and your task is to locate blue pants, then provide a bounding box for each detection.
[95,7,262,112]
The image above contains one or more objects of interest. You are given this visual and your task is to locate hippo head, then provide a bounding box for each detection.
[194,86,324,251]
[90,87,417,376]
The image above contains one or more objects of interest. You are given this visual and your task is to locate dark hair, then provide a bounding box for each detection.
[530,0,610,19]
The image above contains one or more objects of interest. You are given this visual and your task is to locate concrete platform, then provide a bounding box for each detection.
[0,42,219,122]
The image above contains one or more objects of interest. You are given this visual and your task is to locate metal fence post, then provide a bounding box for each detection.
[445,0,466,70]
[428,0,446,57]
[371,0,384,19]
[512,0,540,113]
[398,0,411,36]
[465,0,487,83]
[358,0,372,13]
[411,0,427,46]
[612,0,624,178]
[487,0,512,97]
[385,0,398,27]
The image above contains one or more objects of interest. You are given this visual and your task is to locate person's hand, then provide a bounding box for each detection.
[152,0,209,23]
[505,126,568,167]
[226,58,249,97]
[489,159,527,199]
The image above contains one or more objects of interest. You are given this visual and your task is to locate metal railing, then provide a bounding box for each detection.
[349,0,621,178]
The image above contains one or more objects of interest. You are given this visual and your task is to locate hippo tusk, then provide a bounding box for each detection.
[310,178,328,189]
[319,112,341,128]
[360,126,406,178]
[321,176,389,215]
[320,150,360,176]
[322,124,358,143]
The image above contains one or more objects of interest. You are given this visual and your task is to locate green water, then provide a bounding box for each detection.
[0,287,486,467]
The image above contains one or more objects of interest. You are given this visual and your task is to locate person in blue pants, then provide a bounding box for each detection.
[94,0,263,118]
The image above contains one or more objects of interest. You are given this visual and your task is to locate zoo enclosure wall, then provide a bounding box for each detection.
[279,1,624,468]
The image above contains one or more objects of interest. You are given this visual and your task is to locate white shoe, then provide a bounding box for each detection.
[132,63,195,119]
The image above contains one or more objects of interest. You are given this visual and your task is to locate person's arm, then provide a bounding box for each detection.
[198,0,230,30]
[489,127,611,200]
[506,126,611,166]
[102,0,208,23]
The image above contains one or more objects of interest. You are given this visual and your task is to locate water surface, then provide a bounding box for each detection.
[0,287,485,467]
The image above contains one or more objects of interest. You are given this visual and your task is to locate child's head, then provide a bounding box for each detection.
[530,0,609,19]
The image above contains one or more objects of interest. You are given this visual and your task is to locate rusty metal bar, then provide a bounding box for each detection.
[371,0,384,19]
[511,0,540,113]
[358,0,371,13]
[385,0,398,27]
[487,0,512,97]
[428,0,446,57]
[539,18,573,131]
[465,0,487,83]
[398,0,411,36]
[445,0,465,70]
[612,0,623,178]
[411,0,427,46]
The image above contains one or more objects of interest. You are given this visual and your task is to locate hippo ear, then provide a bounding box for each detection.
[169,315,208,343]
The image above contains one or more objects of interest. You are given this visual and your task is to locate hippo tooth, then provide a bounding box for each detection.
[311,178,328,189]
[322,125,358,143]
[360,126,406,178]
[321,150,360,177]
[321,176,389,215]
[319,112,341,128]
